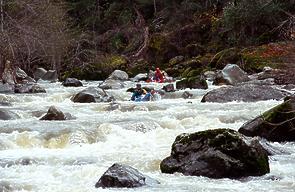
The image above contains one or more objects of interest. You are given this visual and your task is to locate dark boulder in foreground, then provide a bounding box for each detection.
[95,163,159,188]
[40,106,68,121]
[201,84,287,103]
[239,96,295,142]
[160,129,269,179]
[0,109,20,120]
[62,78,83,87]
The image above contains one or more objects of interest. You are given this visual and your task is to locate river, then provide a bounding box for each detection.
[0,81,294,192]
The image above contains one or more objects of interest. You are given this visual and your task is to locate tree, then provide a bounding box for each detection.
[0,0,70,75]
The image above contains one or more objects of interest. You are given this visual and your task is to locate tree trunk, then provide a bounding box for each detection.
[153,0,157,15]
[0,0,4,33]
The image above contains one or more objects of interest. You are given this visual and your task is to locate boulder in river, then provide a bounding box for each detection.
[62,78,83,87]
[0,82,14,93]
[160,128,269,179]
[95,163,159,188]
[238,96,295,142]
[33,68,58,82]
[15,67,36,84]
[213,64,250,86]
[0,109,20,120]
[72,87,114,103]
[108,70,129,81]
[176,76,208,90]
[201,84,287,103]
[40,106,67,121]
[99,79,125,90]
[14,83,46,93]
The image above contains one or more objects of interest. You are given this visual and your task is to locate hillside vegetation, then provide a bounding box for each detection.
[0,0,294,79]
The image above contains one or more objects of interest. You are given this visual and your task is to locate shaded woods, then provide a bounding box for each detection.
[0,0,294,80]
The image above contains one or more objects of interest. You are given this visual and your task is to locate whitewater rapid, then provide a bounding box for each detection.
[0,81,294,192]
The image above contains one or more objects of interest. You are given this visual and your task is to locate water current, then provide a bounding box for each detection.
[0,81,294,192]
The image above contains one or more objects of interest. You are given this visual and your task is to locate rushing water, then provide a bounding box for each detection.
[0,81,294,192]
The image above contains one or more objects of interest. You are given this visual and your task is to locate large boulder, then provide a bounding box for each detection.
[176,76,208,90]
[132,73,148,82]
[201,84,287,103]
[0,109,20,120]
[71,87,114,103]
[33,68,47,80]
[40,106,68,121]
[71,92,96,103]
[257,68,295,85]
[99,79,125,90]
[160,129,269,179]
[33,68,58,82]
[213,64,250,85]
[14,83,46,93]
[108,70,129,81]
[14,67,36,84]
[95,163,159,188]
[62,78,83,87]
[239,97,295,142]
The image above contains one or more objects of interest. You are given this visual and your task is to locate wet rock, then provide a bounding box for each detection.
[132,73,148,82]
[238,97,295,142]
[42,70,58,82]
[34,68,58,82]
[14,83,46,93]
[182,91,193,99]
[176,76,208,90]
[162,84,175,92]
[62,78,83,87]
[33,68,47,80]
[40,106,67,121]
[71,92,96,103]
[0,82,14,93]
[14,67,35,84]
[0,101,12,106]
[95,163,159,188]
[99,79,125,89]
[108,70,129,81]
[213,64,250,85]
[257,68,295,85]
[203,71,216,81]
[160,129,269,179]
[0,158,37,168]
[201,84,287,103]
[72,87,114,103]
[0,109,20,120]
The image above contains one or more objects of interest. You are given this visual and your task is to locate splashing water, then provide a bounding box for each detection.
[0,81,294,192]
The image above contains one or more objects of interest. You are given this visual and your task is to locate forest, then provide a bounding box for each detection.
[0,0,294,80]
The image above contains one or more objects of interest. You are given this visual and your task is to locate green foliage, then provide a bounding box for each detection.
[222,0,293,45]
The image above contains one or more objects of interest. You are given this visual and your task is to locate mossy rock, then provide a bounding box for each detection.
[239,98,295,142]
[160,128,269,178]
[176,76,208,90]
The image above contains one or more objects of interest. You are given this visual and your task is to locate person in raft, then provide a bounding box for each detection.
[131,83,145,101]
[153,67,164,83]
